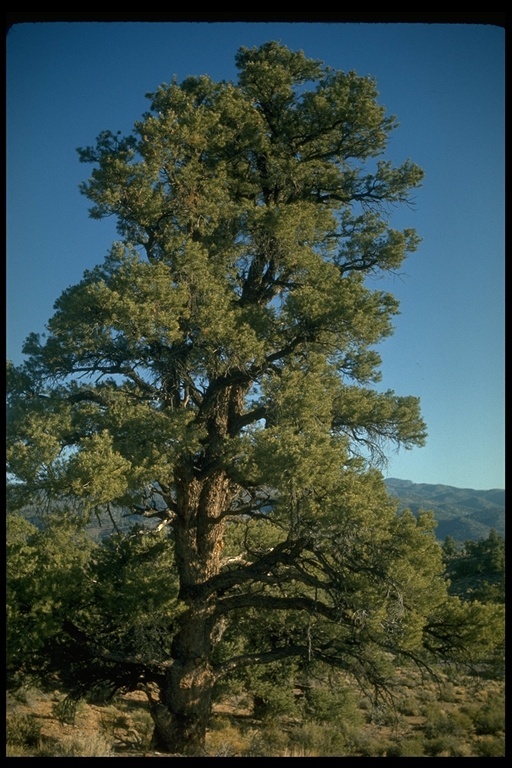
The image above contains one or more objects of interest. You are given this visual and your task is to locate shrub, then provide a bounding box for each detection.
[287,721,348,756]
[386,736,425,757]
[206,720,254,756]
[396,693,421,717]
[128,708,155,750]
[98,703,152,749]
[424,735,469,757]
[422,705,473,739]
[351,732,389,757]
[252,686,297,720]
[244,725,291,757]
[52,695,84,725]
[8,684,51,708]
[473,694,505,735]
[474,735,505,757]
[303,684,363,728]
[6,712,42,749]
[439,681,460,703]
[50,732,114,757]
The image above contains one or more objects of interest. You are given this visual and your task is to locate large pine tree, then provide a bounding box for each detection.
[9,43,500,754]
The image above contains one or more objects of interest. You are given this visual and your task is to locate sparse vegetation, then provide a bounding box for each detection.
[6,502,505,756]
[6,712,43,751]
[6,670,505,757]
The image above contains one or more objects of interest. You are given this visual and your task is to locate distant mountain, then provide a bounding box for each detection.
[385,478,505,543]
[15,479,505,545]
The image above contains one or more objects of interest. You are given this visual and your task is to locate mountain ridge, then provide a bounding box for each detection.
[384,478,505,543]
[15,478,505,545]
[385,477,504,494]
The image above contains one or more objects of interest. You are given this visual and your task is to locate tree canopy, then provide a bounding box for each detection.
[6,42,502,755]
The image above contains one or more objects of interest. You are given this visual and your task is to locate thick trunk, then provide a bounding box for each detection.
[148,383,246,753]
[150,465,232,754]
[151,635,217,755]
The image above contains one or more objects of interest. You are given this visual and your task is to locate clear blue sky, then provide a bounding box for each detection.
[6,19,505,490]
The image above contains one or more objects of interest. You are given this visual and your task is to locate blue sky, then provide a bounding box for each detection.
[6,19,505,490]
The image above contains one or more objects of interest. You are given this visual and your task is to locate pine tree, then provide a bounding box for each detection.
[8,43,501,754]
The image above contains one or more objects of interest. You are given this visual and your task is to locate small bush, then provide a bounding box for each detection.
[303,684,363,728]
[252,686,297,720]
[474,735,505,757]
[128,708,155,750]
[386,736,425,757]
[9,684,48,708]
[6,743,31,757]
[447,709,474,736]
[473,694,505,735]
[206,721,254,756]
[351,732,388,757]
[244,725,291,757]
[422,704,473,739]
[417,686,437,704]
[50,732,114,757]
[6,712,42,749]
[98,703,152,748]
[288,721,348,756]
[439,681,459,703]
[99,707,131,736]
[396,693,421,717]
[52,695,84,725]
[424,735,469,757]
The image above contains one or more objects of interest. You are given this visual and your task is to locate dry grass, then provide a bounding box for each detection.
[6,671,505,757]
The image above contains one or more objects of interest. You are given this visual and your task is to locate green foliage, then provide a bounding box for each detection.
[6,506,183,698]
[7,41,426,512]
[86,527,183,663]
[422,704,474,739]
[472,693,505,735]
[442,535,459,557]
[424,735,470,758]
[386,736,425,757]
[287,722,349,757]
[474,735,506,757]
[303,682,363,728]
[421,596,504,674]
[444,530,505,603]
[6,510,96,687]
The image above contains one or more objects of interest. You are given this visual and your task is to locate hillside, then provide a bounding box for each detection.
[16,479,505,545]
[385,478,505,543]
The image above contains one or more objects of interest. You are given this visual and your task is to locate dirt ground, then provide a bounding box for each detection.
[6,688,171,757]
[6,675,505,758]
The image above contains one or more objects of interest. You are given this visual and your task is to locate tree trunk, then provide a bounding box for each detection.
[151,626,217,755]
[146,382,247,753]
[150,460,233,754]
